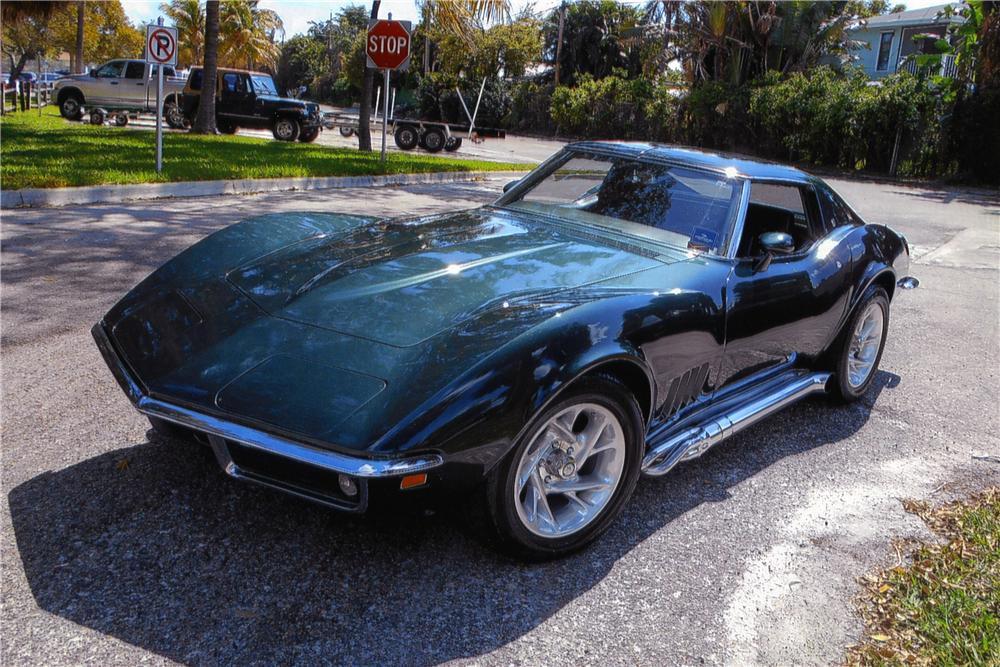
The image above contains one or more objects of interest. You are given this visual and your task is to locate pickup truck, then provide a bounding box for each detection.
[181,67,323,141]
[53,59,187,128]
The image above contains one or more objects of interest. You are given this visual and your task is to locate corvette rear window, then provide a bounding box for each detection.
[503,153,744,254]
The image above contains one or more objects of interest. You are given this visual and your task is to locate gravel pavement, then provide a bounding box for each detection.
[2,176,998,666]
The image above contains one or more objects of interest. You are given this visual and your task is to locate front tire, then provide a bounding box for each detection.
[298,127,320,143]
[165,100,187,129]
[829,285,889,402]
[59,92,84,120]
[393,124,419,150]
[272,117,300,141]
[486,375,643,559]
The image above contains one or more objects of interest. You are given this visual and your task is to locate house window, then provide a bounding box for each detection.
[877,31,894,71]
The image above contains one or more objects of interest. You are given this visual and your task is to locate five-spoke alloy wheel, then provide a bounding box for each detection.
[830,284,889,401]
[487,374,643,559]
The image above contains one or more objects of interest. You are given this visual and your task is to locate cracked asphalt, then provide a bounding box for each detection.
[2,175,998,666]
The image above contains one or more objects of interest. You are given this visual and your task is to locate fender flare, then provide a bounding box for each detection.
[56,86,84,104]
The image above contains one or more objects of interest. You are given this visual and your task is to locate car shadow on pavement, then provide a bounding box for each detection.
[8,372,898,665]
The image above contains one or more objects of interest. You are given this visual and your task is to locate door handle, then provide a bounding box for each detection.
[136,82,144,86]
[110,81,119,85]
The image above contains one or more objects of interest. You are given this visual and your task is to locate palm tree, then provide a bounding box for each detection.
[358,0,381,152]
[191,0,219,134]
[220,0,284,70]
[418,0,510,73]
[160,0,205,69]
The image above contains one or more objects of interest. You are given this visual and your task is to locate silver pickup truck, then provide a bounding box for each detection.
[53,59,187,128]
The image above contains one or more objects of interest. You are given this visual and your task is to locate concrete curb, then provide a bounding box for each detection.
[1,170,529,209]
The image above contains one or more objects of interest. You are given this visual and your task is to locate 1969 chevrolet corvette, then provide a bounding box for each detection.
[94,142,917,558]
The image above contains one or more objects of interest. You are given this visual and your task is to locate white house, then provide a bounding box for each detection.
[848,3,966,78]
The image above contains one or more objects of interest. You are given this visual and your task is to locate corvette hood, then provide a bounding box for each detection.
[227,208,665,347]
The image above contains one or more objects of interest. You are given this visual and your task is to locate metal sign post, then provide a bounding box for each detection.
[145,20,177,174]
[366,16,411,165]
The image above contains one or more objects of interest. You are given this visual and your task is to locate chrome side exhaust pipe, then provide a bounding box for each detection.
[641,371,831,477]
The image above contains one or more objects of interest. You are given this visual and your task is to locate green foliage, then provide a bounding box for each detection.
[543,0,644,84]
[506,80,557,133]
[0,107,529,190]
[415,73,512,128]
[748,67,940,173]
[275,35,326,97]
[434,18,542,80]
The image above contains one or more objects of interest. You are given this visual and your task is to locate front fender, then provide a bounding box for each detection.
[366,295,658,477]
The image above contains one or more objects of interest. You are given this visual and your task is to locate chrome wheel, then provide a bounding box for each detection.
[274,119,296,141]
[513,403,626,538]
[847,302,884,388]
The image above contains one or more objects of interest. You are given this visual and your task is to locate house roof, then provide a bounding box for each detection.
[864,3,965,28]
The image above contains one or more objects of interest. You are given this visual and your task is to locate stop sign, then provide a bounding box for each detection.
[366,20,411,70]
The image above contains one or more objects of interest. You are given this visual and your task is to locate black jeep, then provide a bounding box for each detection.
[182,67,322,142]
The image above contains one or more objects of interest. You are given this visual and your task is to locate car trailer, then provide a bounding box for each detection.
[323,78,505,154]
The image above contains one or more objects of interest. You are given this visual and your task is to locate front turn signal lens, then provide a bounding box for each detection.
[400,473,428,490]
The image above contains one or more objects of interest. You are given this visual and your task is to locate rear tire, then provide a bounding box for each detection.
[828,285,889,402]
[338,126,354,137]
[272,117,300,141]
[486,375,643,560]
[217,120,238,134]
[422,127,446,153]
[445,136,462,152]
[113,112,128,127]
[165,100,186,129]
[393,124,419,150]
[59,93,84,121]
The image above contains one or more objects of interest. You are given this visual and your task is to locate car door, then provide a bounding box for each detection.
[718,180,853,387]
[120,61,148,106]
[88,60,126,105]
[217,72,252,122]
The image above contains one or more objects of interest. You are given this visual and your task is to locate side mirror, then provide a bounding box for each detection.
[753,232,795,272]
[502,179,520,193]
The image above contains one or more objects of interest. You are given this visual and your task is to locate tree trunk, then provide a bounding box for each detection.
[8,51,31,85]
[192,0,220,134]
[74,1,85,74]
[357,0,380,152]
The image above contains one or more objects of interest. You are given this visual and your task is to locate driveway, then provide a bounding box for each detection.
[2,177,998,666]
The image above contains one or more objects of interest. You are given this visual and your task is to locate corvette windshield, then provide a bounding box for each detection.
[501,152,744,255]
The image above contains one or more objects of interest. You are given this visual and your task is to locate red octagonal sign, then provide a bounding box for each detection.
[367,20,411,71]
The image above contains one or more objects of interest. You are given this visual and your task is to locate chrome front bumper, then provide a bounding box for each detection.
[91,323,443,510]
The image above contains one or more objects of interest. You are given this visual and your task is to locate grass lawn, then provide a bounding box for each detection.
[0,107,530,190]
[848,488,999,666]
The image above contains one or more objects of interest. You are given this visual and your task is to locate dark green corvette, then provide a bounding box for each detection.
[94,143,915,557]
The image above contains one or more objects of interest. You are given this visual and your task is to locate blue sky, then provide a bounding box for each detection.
[122,0,952,40]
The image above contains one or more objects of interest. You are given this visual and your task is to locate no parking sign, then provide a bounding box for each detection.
[145,25,178,67]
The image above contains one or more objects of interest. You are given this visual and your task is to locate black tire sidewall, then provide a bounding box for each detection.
[60,95,83,120]
[423,129,445,152]
[487,376,643,559]
[394,125,418,150]
[833,285,889,401]
[272,118,299,141]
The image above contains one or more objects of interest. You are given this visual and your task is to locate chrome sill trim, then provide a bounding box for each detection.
[92,322,443,478]
[642,370,830,477]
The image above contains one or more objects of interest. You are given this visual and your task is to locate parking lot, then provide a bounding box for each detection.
[2,176,998,665]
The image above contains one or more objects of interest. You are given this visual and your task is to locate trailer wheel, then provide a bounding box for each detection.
[444,136,463,152]
[394,124,419,150]
[89,109,106,125]
[113,112,129,127]
[338,126,355,137]
[423,127,446,153]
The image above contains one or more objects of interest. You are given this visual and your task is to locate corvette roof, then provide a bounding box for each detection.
[566,141,811,182]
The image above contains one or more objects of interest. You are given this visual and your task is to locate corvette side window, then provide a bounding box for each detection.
[818,187,863,229]
[739,183,821,257]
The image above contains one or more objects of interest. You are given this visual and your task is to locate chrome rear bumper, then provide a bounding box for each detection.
[91,323,443,509]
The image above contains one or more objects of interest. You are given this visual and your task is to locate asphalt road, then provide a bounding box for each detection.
[2,177,998,666]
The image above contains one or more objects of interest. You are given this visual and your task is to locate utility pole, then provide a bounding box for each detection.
[554,2,566,86]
